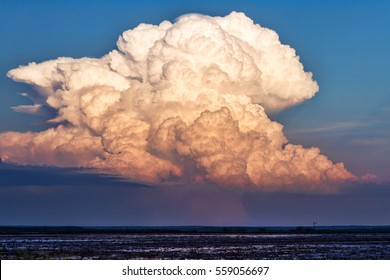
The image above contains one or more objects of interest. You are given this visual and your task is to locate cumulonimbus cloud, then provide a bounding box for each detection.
[1,12,356,191]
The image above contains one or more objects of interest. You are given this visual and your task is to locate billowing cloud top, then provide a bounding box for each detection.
[1,12,355,191]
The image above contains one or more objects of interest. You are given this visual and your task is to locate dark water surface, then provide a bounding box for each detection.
[1,233,390,259]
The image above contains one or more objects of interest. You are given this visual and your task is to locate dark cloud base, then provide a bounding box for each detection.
[0,163,147,188]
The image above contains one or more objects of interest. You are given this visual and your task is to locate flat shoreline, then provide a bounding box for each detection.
[2,230,390,259]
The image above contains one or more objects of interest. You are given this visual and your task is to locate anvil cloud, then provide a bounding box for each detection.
[1,12,355,191]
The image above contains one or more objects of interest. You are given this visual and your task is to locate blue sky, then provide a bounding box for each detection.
[0,0,389,226]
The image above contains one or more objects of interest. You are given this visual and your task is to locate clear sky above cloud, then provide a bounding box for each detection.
[0,0,389,226]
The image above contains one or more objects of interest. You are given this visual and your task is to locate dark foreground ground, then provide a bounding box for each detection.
[1,226,390,259]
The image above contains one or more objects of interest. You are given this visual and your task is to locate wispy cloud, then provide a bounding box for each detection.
[348,138,390,147]
[381,106,390,113]
[290,121,369,134]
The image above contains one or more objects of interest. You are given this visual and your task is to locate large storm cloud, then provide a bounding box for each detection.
[0,12,356,191]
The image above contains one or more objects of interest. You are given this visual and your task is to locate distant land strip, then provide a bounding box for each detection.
[1,226,390,235]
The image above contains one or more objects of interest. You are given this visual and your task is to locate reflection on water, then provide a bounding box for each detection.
[1,233,390,259]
